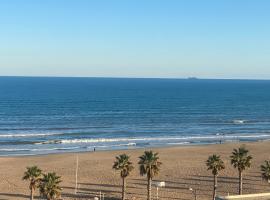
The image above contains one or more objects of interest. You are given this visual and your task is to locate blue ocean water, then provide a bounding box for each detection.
[1,77,270,156]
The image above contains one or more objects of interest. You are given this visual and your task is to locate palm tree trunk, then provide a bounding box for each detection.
[122,177,126,200]
[239,171,243,195]
[147,177,152,200]
[30,187,34,200]
[213,175,217,200]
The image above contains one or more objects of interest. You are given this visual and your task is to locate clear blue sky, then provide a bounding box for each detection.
[0,0,270,79]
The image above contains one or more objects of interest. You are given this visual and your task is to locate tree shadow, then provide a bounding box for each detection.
[0,193,29,199]
[63,185,121,194]
[61,172,268,200]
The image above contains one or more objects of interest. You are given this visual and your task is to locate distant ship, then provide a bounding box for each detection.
[187,77,199,80]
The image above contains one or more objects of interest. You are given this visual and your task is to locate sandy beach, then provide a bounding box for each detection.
[1,141,270,200]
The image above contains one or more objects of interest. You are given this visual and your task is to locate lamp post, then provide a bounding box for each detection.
[189,187,197,200]
[74,155,79,194]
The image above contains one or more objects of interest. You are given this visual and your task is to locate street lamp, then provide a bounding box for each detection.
[189,187,197,200]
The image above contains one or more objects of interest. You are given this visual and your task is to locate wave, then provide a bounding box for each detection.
[0,146,80,152]
[0,133,64,138]
[233,120,247,124]
[167,142,190,145]
[31,147,81,151]
[0,148,31,152]
[2,134,270,156]
[35,134,270,145]
[88,142,137,149]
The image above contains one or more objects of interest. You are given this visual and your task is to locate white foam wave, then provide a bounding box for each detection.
[167,142,190,145]
[0,147,80,152]
[0,148,31,152]
[88,142,137,149]
[0,133,62,138]
[35,134,270,145]
[31,147,81,151]
[233,120,246,124]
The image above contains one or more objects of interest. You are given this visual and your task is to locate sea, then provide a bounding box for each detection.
[1,77,270,156]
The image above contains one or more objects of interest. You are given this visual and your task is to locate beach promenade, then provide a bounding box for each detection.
[0,141,270,200]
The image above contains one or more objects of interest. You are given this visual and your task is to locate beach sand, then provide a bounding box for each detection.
[1,141,270,200]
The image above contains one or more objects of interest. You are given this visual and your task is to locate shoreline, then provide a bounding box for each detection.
[0,138,264,158]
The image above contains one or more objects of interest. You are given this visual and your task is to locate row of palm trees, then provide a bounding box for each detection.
[113,147,270,200]
[23,151,161,200]
[23,166,62,200]
[206,146,270,200]
[113,150,161,200]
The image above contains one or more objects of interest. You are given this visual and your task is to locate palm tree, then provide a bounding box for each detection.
[206,154,225,200]
[138,151,162,200]
[261,160,270,183]
[230,146,252,195]
[39,172,62,200]
[22,166,42,200]
[113,154,134,200]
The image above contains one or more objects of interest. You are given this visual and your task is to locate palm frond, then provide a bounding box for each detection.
[206,154,225,176]
[22,166,42,190]
[113,154,134,178]
[39,172,62,200]
[230,146,252,172]
[138,150,162,179]
[261,160,270,182]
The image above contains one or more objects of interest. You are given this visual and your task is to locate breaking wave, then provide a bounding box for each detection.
[35,134,270,145]
[0,146,80,152]
[233,120,247,124]
[0,133,64,138]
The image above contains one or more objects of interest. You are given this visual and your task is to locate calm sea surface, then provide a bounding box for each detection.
[1,77,270,156]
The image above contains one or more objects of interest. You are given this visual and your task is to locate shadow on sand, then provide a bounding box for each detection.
[1,172,267,200]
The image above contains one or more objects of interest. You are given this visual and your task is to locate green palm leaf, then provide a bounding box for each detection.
[39,172,62,200]
[230,146,252,195]
[138,150,162,200]
[261,160,270,183]
[22,166,42,200]
[206,154,225,200]
[113,154,134,200]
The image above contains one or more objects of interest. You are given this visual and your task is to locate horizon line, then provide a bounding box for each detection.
[0,75,270,81]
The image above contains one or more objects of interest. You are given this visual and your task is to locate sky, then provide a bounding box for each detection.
[0,0,270,79]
